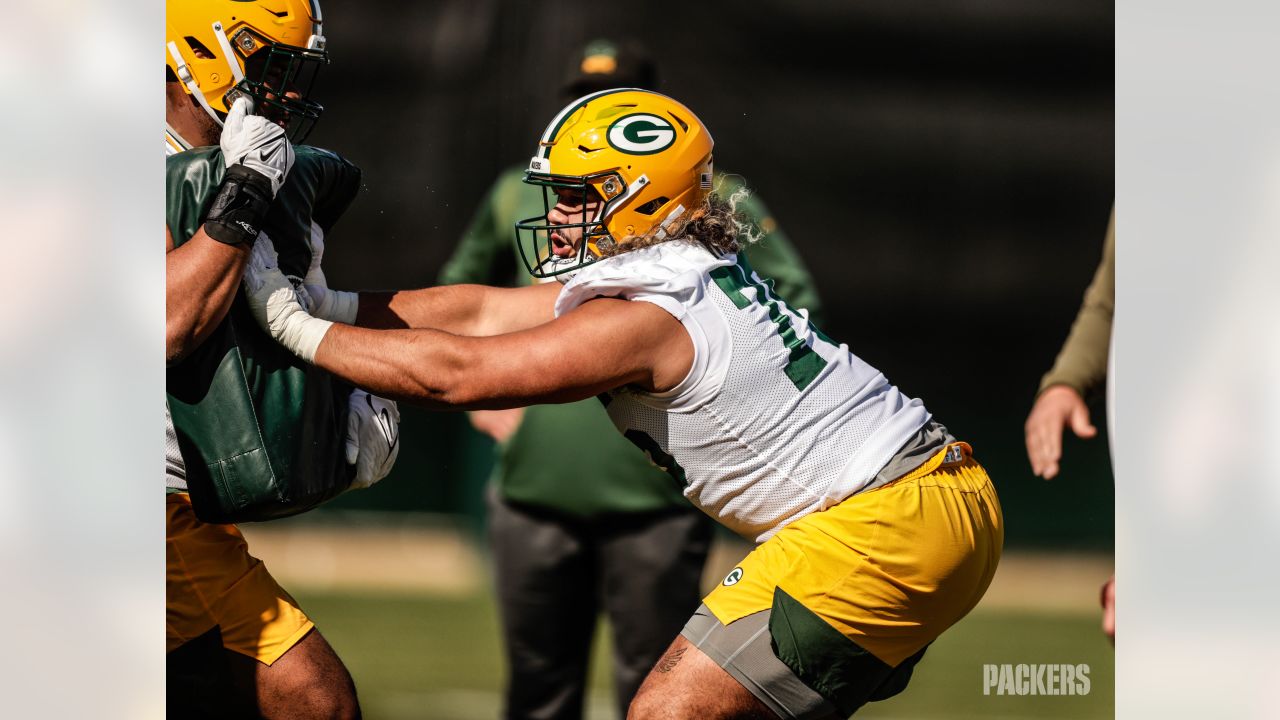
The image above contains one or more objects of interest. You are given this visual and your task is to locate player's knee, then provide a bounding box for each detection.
[272,671,360,720]
[258,642,362,719]
[627,684,666,720]
[297,660,361,720]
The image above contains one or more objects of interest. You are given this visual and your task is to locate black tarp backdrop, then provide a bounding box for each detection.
[306,0,1115,550]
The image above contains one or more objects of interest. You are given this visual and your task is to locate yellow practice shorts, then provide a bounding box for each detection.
[166,493,313,665]
[704,442,1003,668]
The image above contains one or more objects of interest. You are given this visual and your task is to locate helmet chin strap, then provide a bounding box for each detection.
[167,41,223,136]
[210,22,246,86]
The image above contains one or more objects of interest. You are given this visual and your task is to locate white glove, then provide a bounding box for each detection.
[301,222,359,323]
[220,97,295,198]
[243,232,334,362]
[345,389,401,490]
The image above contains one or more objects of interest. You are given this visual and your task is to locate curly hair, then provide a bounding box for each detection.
[598,183,762,259]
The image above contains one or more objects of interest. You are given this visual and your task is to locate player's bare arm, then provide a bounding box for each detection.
[310,172,597,338]
[165,225,251,365]
[353,281,561,337]
[166,97,297,364]
[315,292,691,409]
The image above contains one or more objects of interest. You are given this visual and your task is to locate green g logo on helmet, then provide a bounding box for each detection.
[607,113,676,155]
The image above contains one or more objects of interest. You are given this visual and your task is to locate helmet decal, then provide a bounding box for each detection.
[536,87,633,159]
[607,114,676,155]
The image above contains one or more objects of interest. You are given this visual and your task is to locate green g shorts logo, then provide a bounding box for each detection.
[723,567,744,586]
[607,113,676,155]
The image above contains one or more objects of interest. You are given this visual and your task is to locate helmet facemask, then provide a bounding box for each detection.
[515,170,629,279]
[225,31,327,143]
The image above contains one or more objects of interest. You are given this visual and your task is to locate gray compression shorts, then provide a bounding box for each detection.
[680,604,842,720]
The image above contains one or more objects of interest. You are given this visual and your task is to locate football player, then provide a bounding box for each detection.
[165,1,394,717]
[245,90,1003,719]
[440,37,825,720]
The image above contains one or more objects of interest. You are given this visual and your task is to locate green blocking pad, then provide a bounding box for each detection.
[769,588,927,717]
[166,146,362,523]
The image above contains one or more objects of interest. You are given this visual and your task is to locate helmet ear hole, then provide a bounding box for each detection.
[184,36,217,60]
[634,197,669,215]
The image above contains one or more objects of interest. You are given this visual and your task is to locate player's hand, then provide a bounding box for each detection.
[1024,384,1096,480]
[467,408,525,443]
[300,226,359,323]
[243,232,333,362]
[220,97,294,198]
[345,389,401,489]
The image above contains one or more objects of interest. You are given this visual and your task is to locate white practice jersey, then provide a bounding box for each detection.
[555,242,932,542]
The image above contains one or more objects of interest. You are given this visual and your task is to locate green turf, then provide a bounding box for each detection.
[296,590,1113,720]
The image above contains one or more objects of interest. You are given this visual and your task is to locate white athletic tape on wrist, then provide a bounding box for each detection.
[282,312,333,364]
[266,284,334,363]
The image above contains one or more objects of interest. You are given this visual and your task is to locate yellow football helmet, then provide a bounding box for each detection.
[165,0,328,146]
[516,89,715,278]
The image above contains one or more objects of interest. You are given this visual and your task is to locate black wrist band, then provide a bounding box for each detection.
[203,164,273,246]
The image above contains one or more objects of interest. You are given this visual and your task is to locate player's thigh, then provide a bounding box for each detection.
[167,493,314,665]
[679,604,842,720]
[628,635,778,720]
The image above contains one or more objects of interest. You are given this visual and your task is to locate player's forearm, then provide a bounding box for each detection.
[354,283,556,337]
[353,285,489,335]
[166,229,249,364]
[312,322,478,408]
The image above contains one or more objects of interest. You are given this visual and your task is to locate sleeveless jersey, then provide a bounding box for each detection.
[555,242,931,542]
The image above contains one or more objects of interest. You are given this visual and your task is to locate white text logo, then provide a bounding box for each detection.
[982,664,1091,696]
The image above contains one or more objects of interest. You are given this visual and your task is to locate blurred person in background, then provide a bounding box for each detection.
[1023,208,1115,642]
[436,38,825,720]
[245,88,1003,720]
[165,2,397,716]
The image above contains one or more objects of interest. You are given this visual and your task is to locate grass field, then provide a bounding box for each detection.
[244,520,1113,720]
[293,587,1112,720]
[298,591,1113,720]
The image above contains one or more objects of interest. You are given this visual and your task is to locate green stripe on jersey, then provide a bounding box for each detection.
[709,258,829,390]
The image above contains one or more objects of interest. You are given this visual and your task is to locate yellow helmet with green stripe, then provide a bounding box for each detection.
[516,89,715,278]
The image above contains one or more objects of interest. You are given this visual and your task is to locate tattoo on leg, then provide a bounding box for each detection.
[656,647,687,673]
